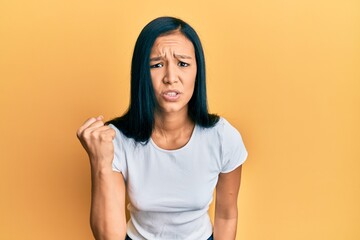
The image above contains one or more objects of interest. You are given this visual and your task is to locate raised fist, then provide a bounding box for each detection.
[77,115,116,170]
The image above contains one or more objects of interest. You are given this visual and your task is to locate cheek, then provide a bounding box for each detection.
[188,82,196,97]
[187,69,197,91]
[150,72,162,93]
[182,75,196,101]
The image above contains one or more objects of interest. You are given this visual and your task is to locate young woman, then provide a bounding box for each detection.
[77,17,248,240]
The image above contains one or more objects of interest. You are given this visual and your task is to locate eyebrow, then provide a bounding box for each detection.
[150,54,193,62]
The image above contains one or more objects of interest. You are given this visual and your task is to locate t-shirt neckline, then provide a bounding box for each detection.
[150,124,197,153]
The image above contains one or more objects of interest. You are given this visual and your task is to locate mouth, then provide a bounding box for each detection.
[161,90,181,101]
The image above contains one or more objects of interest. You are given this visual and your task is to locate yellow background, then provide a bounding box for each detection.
[1,0,359,239]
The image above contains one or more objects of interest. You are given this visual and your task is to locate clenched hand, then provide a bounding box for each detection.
[77,115,116,171]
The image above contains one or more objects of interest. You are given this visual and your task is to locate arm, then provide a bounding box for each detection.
[213,165,242,240]
[77,116,127,240]
[90,169,126,240]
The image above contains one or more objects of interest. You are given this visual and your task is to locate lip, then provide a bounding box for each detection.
[161,90,182,102]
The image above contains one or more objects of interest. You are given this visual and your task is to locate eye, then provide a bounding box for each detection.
[150,63,163,68]
[178,61,190,67]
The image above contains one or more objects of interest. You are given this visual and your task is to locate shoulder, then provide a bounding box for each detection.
[207,117,248,172]
[203,117,242,140]
[196,117,245,151]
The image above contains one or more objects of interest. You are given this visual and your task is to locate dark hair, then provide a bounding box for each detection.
[107,16,219,143]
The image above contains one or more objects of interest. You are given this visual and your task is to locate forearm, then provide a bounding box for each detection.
[214,166,242,240]
[213,212,238,240]
[90,168,126,240]
[214,217,237,240]
[213,199,238,240]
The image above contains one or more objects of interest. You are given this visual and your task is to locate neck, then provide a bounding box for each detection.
[154,109,193,134]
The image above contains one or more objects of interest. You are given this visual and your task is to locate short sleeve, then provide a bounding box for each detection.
[109,124,128,179]
[220,119,248,173]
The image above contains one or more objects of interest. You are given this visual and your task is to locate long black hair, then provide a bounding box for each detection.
[107,16,219,143]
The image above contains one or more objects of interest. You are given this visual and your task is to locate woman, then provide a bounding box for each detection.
[77,17,248,240]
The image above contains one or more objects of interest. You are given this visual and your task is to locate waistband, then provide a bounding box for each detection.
[125,234,214,240]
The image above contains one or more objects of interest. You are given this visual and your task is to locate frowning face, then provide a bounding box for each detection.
[150,31,197,115]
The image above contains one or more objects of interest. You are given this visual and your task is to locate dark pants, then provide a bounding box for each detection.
[125,234,213,240]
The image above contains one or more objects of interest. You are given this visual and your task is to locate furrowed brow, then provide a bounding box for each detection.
[150,56,163,62]
[150,54,192,62]
[174,54,192,59]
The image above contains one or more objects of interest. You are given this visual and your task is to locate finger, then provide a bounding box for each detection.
[82,115,104,128]
[102,127,116,139]
[98,127,116,141]
[77,117,97,137]
[77,116,105,137]
[86,119,105,131]
[92,125,115,135]
[89,125,113,134]
[96,115,104,121]
[85,126,115,142]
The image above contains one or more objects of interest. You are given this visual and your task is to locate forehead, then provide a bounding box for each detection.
[151,32,195,54]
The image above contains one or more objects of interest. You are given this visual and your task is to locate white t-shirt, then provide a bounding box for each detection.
[110,117,248,240]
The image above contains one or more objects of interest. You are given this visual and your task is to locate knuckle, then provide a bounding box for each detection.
[83,129,93,139]
[110,130,116,137]
[99,131,113,142]
[99,132,109,141]
[76,129,81,138]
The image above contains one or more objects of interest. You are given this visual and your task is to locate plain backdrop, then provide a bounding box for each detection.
[0,0,359,239]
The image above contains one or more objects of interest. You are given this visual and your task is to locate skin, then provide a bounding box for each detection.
[149,31,197,149]
[77,116,126,240]
[77,31,242,240]
[214,166,242,239]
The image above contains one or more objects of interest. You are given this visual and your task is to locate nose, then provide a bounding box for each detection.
[163,63,178,84]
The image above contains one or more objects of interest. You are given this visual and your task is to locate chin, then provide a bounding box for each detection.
[160,108,183,114]
[158,104,187,114]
